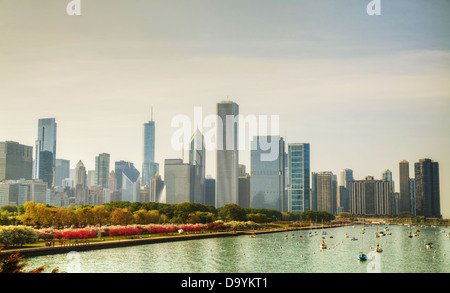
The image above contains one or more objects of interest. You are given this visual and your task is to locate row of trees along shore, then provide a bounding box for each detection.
[0,201,337,228]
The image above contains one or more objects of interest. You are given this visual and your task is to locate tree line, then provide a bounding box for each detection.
[0,201,317,227]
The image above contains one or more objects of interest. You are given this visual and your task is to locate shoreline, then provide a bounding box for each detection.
[0,224,349,258]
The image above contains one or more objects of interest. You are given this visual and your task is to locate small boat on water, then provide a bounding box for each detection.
[320,240,327,250]
[425,243,433,249]
[358,220,367,261]
[376,244,383,253]
[345,233,349,238]
[358,251,367,261]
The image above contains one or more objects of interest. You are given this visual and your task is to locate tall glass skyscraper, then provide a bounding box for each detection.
[215,100,239,208]
[287,143,310,213]
[399,160,411,214]
[33,118,57,188]
[250,135,285,211]
[414,158,440,218]
[142,116,159,186]
[95,153,110,188]
[189,130,205,204]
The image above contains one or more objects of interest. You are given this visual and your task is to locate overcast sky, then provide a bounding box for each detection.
[0,0,449,217]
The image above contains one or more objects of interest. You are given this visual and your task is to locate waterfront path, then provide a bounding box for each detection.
[0,224,348,258]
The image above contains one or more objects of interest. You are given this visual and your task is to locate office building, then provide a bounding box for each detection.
[150,172,164,203]
[121,162,141,203]
[54,159,70,187]
[189,130,205,204]
[95,153,110,188]
[33,118,57,187]
[399,160,411,214]
[0,141,33,181]
[250,136,285,211]
[164,159,191,204]
[216,100,239,207]
[414,158,440,218]
[205,176,215,206]
[22,179,48,205]
[287,143,310,213]
[339,168,353,189]
[239,165,250,208]
[74,160,88,205]
[0,181,29,207]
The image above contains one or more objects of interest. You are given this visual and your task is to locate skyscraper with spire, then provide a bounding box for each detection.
[142,107,159,186]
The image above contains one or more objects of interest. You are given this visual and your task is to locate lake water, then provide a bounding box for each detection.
[25,224,449,273]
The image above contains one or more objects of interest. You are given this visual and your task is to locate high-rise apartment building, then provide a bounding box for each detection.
[33,118,57,187]
[95,153,110,188]
[250,136,285,211]
[399,160,411,214]
[414,158,440,218]
[287,143,310,213]
[0,141,33,181]
[216,100,239,207]
[313,171,335,214]
[349,176,393,216]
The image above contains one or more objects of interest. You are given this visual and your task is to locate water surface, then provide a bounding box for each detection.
[25,225,449,273]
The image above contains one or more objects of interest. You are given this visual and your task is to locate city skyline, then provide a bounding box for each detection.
[0,1,449,216]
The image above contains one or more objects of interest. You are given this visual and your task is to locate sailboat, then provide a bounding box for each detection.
[408,219,414,238]
[375,224,383,253]
[320,219,327,250]
[358,220,367,261]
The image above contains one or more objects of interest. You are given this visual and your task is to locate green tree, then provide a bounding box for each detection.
[0,226,37,246]
[218,204,247,221]
[247,213,268,223]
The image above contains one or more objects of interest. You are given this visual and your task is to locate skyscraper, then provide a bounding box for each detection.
[414,158,440,218]
[164,159,191,204]
[95,153,110,188]
[189,130,205,204]
[313,171,334,214]
[33,118,57,187]
[54,159,70,187]
[399,160,411,214]
[339,169,354,189]
[205,176,215,206]
[216,100,239,208]
[287,143,310,213]
[0,141,33,181]
[121,162,141,203]
[142,112,159,187]
[349,176,393,216]
[250,136,285,211]
[74,160,87,205]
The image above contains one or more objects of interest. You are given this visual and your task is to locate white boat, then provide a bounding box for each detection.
[320,240,327,250]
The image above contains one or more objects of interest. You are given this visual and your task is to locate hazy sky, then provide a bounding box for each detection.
[1,0,449,217]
